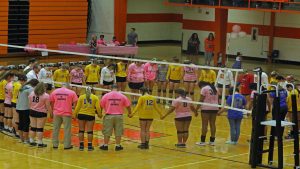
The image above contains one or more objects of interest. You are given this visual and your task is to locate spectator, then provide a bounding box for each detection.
[187,33,200,64]
[24,58,38,74]
[127,28,138,46]
[204,33,215,66]
[89,34,97,55]
[232,52,242,69]
[111,36,120,46]
[97,35,106,46]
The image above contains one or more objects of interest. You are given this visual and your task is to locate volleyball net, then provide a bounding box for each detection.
[0,43,250,114]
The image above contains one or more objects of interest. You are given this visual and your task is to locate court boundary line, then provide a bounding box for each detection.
[0,147,87,169]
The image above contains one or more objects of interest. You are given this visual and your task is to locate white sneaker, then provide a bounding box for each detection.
[225,140,235,145]
[195,142,206,146]
[209,142,215,146]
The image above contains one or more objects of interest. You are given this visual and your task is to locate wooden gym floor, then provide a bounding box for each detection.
[0,43,298,169]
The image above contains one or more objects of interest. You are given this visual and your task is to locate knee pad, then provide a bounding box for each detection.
[183,131,189,134]
[163,90,167,93]
[36,128,44,132]
[6,116,13,119]
[169,90,173,94]
[158,89,162,93]
[0,112,4,116]
[30,127,37,132]
[177,131,184,134]
[79,130,84,134]
[87,131,93,135]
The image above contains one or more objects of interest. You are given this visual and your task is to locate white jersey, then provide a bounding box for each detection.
[215,70,234,86]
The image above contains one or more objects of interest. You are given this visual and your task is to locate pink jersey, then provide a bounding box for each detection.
[97,39,106,45]
[100,91,131,115]
[183,66,197,82]
[200,85,219,110]
[111,40,120,46]
[172,97,192,118]
[50,87,78,116]
[4,81,13,104]
[144,62,158,81]
[29,92,50,113]
[70,69,84,84]
[127,63,145,83]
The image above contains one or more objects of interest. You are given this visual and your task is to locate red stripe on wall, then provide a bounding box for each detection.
[127,13,300,39]
[127,13,182,23]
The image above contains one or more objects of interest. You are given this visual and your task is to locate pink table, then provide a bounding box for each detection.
[58,44,90,54]
[97,46,138,55]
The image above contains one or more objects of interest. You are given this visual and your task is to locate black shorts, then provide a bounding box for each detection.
[30,110,47,118]
[86,82,98,85]
[139,118,153,121]
[116,76,127,83]
[0,99,4,103]
[128,82,144,90]
[201,110,219,113]
[17,110,30,132]
[46,83,52,91]
[4,103,12,108]
[175,116,192,121]
[77,114,95,121]
[11,102,16,108]
[184,80,197,83]
[217,84,230,88]
[71,82,82,86]
[103,81,114,86]
[169,79,180,83]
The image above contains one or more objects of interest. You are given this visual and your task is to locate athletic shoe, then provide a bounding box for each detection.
[53,146,58,149]
[29,142,37,146]
[64,146,73,150]
[88,146,94,151]
[23,140,29,145]
[99,145,108,151]
[115,145,124,151]
[137,144,147,149]
[37,143,47,148]
[195,142,206,146]
[79,145,84,151]
[175,143,186,148]
[225,141,235,145]
[209,142,215,146]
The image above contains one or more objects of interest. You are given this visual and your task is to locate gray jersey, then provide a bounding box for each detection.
[16,85,33,110]
[157,65,168,82]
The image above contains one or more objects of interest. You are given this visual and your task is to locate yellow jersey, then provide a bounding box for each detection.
[287,89,300,112]
[84,64,100,83]
[167,65,183,81]
[12,81,22,103]
[0,80,7,100]
[133,94,161,119]
[74,94,101,116]
[115,62,127,77]
[53,69,69,87]
[199,69,216,84]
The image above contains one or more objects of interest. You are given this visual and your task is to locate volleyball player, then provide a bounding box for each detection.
[215,69,234,102]
[84,59,100,86]
[166,57,183,104]
[286,84,300,138]
[38,64,53,92]
[11,74,25,138]
[70,64,85,97]
[199,68,216,85]
[238,69,254,110]
[162,89,198,148]
[17,79,39,143]
[144,59,158,94]
[53,65,70,88]
[129,87,162,149]
[183,60,198,101]
[28,82,52,147]
[74,87,102,151]
[196,82,219,146]
[127,62,145,105]
[3,72,15,135]
[116,60,127,91]
[156,61,168,104]
[100,63,116,92]
[0,68,6,131]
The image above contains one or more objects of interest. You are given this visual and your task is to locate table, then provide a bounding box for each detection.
[58,44,138,56]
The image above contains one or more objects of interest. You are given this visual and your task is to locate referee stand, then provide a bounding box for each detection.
[249,73,300,169]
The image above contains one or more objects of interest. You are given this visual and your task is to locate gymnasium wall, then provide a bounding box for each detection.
[0,0,8,55]
[28,0,88,50]
[88,0,115,41]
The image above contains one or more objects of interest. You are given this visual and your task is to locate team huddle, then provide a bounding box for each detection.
[0,56,298,151]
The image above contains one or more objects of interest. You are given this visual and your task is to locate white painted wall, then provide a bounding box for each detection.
[88,0,114,41]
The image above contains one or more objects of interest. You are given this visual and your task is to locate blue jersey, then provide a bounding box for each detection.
[226,93,246,119]
[270,89,287,108]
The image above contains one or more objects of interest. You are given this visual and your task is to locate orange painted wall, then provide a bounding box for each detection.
[0,0,8,55]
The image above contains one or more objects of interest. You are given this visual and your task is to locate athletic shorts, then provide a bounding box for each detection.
[0,99,4,103]
[71,82,82,86]
[11,102,16,108]
[201,110,219,114]
[17,110,30,132]
[86,82,98,85]
[4,103,12,108]
[175,116,192,121]
[116,76,127,83]
[128,82,144,90]
[184,80,197,83]
[217,83,230,88]
[77,114,95,121]
[169,79,180,83]
[46,83,52,91]
[103,81,114,86]
[139,118,153,121]
[102,114,123,137]
[30,110,47,118]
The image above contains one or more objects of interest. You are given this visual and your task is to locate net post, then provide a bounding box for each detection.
[221,68,228,107]
[230,70,239,107]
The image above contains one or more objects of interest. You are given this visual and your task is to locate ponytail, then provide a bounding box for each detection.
[209,83,217,95]
[86,87,92,103]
